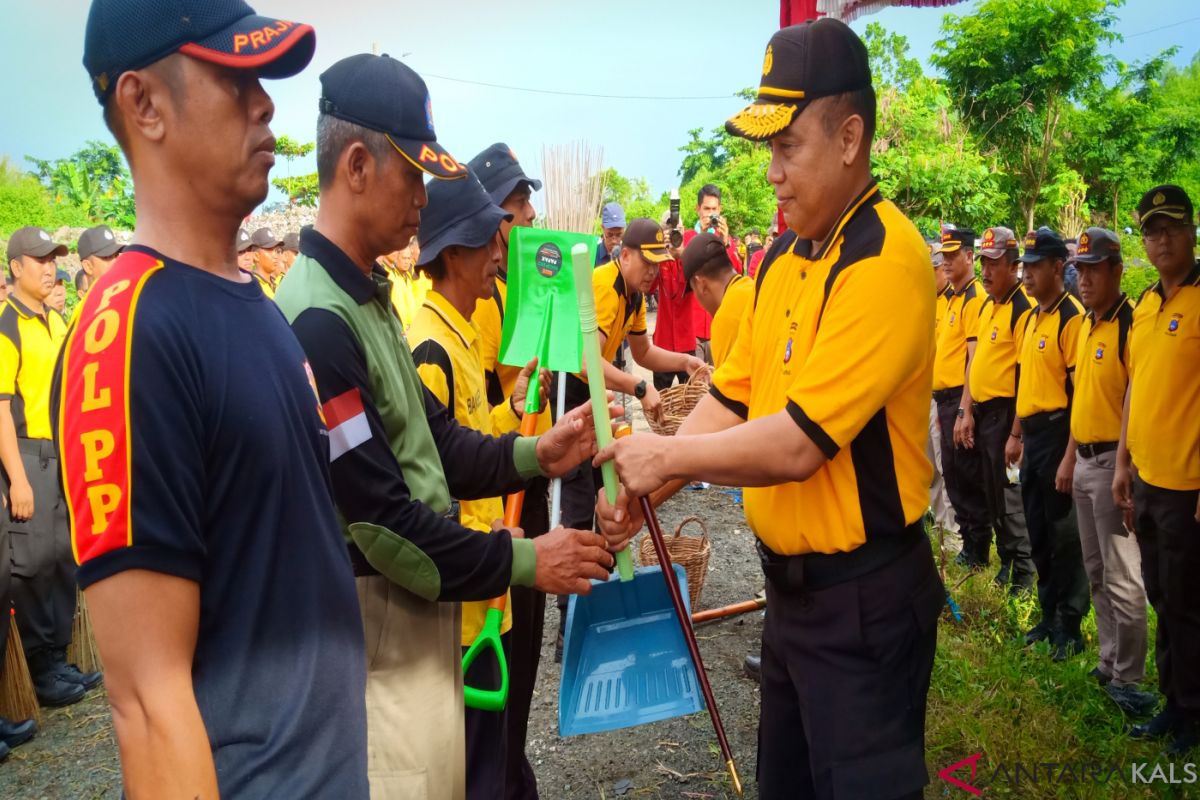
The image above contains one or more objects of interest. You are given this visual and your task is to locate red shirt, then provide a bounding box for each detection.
[747,248,766,279]
[683,229,742,341]
[652,258,696,354]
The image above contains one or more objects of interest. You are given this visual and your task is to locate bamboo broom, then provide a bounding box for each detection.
[67,588,103,675]
[0,609,42,726]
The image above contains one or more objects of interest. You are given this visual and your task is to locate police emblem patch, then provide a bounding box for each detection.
[783,338,793,364]
[990,327,998,342]
[1168,318,1180,333]
[1038,335,1047,351]
[1095,346,1104,361]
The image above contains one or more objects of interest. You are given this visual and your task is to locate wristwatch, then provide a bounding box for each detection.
[633,380,647,400]
[956,407,966,418]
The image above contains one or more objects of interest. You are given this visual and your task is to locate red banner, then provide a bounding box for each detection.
[781,0,964,26]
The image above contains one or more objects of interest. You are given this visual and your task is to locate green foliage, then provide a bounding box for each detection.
[26,141,135,229]
[677,125,776,236]
[597,168,662,229]
[933,0,1121,231]
[274,135,314,161]
[0,157,90,237]
[271,173,320,208]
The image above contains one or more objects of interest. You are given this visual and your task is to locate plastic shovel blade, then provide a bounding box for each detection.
[558,564,703,737]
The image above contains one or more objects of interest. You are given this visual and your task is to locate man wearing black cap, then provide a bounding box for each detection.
[77,224,122,293]
[1012,226,1089,660]
[249,226,284,297]
[683,231,753,369]
[934,226,992,569]
[273,53,616,800]
[235,227,254,272]
[598,19,944,800]
[968,227,1035,592]
[59,2,371,796]
[466,142,554,799]
[1068,227,1154,715]
[409,170,548,800]
[3,227,95,710]
[1115,185,1200,755]
[280,230,300,273]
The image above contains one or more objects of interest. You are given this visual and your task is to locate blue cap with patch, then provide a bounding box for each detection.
[84,0,316,104]
[320,53,466,180]
[468,143,542,206]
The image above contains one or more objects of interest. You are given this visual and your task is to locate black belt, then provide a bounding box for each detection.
[758,522,924,594]
[1077,441,1118,459]
[973,396,1014,414]
[347,501,461,578]
[932,387,963,404]
[1020,409,1068,436]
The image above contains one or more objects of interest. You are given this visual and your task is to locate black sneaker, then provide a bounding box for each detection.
[1131,707,1180,740]
[743,654,761,683]
[1106,684,1158,717]
[0,716,37,749]
[993,562,1012,588]
[1090,667,1113,686]
[1024,622,1054,646]
[954,551,970,568]
[1052,634,1084,662]
[32,670,85,708]
[0,740,9,762]
[52,651,103,691]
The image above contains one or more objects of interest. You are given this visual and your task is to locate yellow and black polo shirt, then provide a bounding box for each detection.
[1128,264,1200,490]
[0,296,67,440]
[711,183,934,555]
[710,274,754,369]
[1016,291,1084,418]
[1071,294,1133,446]
[969,282,1033,403]
[408,290,519,645]
[474,274,552,435]
[933,277,983,391]
[252,271,277,300]
[935,284,952,336]
[592,260,647,365]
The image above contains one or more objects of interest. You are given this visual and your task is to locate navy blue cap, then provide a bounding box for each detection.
[468,143,542,206]
[1018,226,1069,263]
[56,269,71,283]
[84,0,315,104]
[320,54,466,180]
[601,203,626,229]
[417,170,513,265]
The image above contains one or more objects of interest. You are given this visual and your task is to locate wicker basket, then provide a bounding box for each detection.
[638,516,711,609]
[646,365,714,436]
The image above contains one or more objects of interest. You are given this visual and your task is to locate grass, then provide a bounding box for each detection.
[925,539,1197,799]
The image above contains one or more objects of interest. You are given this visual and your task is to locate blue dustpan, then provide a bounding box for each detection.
[558,564,704,736]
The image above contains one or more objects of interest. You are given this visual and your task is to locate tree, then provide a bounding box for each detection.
[597,168,661,227]
[0,157,91,237]
[864,24,1007,235]
[933,0,1120,231]
[677,124,776,236]
[26,141,135,229]
[272,135,318,207]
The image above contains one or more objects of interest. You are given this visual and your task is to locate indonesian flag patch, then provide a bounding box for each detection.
[323,388,371,462]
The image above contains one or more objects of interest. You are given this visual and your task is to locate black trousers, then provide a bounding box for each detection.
[1020,413,1089,633]
[464,633,512,800]
[975,398,1034,585]
[652,371,688,392]
[935,390,991,564]
[5,439,75,660]
[504,477,549,800]
[756,536,944,800]
[1134,479,1200,718]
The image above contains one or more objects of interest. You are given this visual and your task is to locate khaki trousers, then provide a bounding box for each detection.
[358,575,465,800]
[1073,451,1147,684]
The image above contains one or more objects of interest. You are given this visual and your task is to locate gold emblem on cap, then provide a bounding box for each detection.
[655,230,664,243]
[1154,191,1166,205]
[1078,232,1090,253]
[96,73,109,93]
[763,45,774,76]
[1025,233,1037,247]
[729,102,797,139]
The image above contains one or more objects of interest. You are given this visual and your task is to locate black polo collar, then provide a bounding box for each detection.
[790,180,882,262]
[299,227,390,307]
[1150,260,1200,301]
[1038,290,1070,316]
[951,276,977,298]
[939,284,953,300]
[997,281,1022,305]
[1086,293,1129,324]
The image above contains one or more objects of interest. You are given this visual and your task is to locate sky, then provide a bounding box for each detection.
[1,0,1198,213]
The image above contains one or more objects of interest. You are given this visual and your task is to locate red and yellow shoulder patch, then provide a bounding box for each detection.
[59,251,164,566]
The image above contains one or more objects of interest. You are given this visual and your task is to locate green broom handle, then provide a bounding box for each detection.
[571,243,634,582]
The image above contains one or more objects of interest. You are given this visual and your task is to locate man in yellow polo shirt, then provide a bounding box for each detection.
[1012,226,1089,660]
[409,170,547,800]
[2,227,100,708]
[1067,227,1154,716]
[249,227,284,298]
[682,231,754,368]
[929,245,960,549]
[966,226,1034,592]
[934,226,991,568]
[1115,185,1200,756]
[597,20,944,799]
